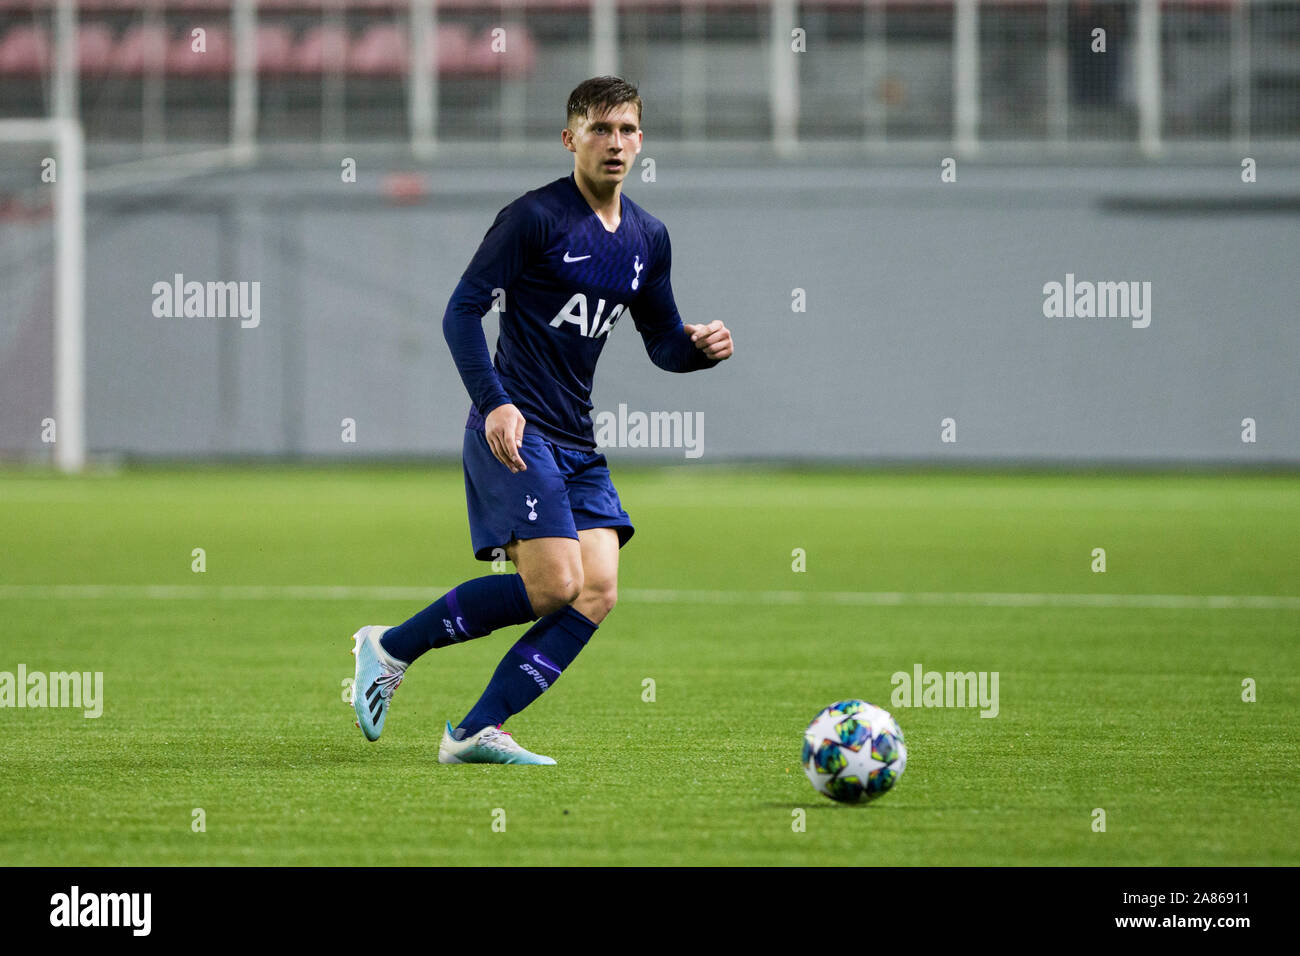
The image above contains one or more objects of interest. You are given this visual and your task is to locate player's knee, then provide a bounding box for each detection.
[553,572,584,608]
[527,568,584,615]
[578,581,617,623]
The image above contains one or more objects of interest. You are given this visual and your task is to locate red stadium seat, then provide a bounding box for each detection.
[290,23,348,75]
[463,31,497,77]
[167,24,233,75]
[170,0,234,11]
[109,24,167,76]
[72,0,149,10]
[431,22,470,76]
[347,23,407,77]
[464,26,537,78]
[0,25,50,76]
[256,23,293,74]
[500,28,536,78]
[440,0,586,7]
[77,22,115,76]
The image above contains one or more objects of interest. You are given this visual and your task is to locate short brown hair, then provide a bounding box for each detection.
[566,76,642,129]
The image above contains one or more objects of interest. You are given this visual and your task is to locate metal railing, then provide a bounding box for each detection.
[0,0,1296,156]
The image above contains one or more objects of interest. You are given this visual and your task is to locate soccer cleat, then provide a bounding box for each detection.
[437,721,556,765]
[350,625,407,741]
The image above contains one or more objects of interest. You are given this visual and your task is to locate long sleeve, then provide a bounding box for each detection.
[632,224,720,373]
[442,199,546,416]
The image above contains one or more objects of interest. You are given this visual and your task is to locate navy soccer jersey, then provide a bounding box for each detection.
[443,172,718,450]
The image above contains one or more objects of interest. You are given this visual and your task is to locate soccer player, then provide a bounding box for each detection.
[350,76,734,764]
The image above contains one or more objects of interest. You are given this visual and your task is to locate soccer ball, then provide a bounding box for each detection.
[802,700,907,803]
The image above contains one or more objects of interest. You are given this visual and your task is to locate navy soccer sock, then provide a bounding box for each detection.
[379,573,536,665]
[455,605,598,738]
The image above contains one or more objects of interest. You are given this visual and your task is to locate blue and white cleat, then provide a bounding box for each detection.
[350,625,407,741]
[437,721,556,765]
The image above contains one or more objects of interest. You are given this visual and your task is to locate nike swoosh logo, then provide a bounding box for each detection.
[563,252,591,262]
[532,654,562,675]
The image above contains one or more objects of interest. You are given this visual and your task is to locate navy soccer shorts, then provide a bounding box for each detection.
[463,427,635,561]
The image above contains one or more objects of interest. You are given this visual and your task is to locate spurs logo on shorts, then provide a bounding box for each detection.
[525,495,539,520]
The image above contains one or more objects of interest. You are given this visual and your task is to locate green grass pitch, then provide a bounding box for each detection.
[1,464,1297,865]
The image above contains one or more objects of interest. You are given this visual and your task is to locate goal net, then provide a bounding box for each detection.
[0,119,84,471]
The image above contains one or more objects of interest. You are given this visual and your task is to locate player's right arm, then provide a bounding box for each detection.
[442,198,546,473]
[483,403,527,473]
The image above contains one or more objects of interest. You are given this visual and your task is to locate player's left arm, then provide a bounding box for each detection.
[633,224,734,370]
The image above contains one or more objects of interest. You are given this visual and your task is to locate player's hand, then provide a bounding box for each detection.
[484,403,527,473]
[685,320,733,361]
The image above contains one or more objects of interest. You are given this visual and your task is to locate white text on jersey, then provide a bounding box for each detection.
[550,293,628,338]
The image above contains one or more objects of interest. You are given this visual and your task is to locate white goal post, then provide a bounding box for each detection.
[0,118,85,472]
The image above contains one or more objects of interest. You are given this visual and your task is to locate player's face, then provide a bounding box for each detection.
[567,105,642,185]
